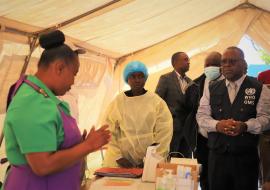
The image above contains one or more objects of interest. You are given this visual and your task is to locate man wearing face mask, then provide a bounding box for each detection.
[195,52,223,98]
[184,51,223,190]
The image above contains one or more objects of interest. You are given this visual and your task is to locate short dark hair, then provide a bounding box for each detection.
[171,52,184,66]
[226,46,245,59]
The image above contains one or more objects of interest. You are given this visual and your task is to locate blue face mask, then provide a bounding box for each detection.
[204,66,221,81]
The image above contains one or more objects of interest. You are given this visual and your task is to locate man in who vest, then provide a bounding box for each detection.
[196,46,270,190]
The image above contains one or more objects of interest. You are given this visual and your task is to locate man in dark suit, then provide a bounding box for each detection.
[155,52,192,158]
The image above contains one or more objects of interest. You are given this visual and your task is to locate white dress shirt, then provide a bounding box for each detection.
[175,70,188,94]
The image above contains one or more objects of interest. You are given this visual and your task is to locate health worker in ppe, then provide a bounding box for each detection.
[102,61,173,168]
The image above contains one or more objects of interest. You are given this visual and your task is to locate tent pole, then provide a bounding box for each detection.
[0,37,38,152]
[32,0,124,36]
[20,36,38,76]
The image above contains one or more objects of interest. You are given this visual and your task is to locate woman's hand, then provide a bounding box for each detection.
[263,182,270,190]
[84,125,111,152]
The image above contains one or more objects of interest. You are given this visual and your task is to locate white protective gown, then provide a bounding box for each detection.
[102,91,173,167]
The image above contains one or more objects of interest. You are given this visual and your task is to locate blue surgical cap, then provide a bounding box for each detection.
[123,61,148,83]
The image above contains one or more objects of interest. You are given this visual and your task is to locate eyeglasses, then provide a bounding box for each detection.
[221,58,242,65]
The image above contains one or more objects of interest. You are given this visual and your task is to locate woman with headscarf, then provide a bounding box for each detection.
[102,61,173,168]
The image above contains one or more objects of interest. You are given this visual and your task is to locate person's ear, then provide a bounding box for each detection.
[53,60,66,75]
[241,60,247,74]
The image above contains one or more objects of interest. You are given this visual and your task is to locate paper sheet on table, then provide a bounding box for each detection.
[89,177,139,190]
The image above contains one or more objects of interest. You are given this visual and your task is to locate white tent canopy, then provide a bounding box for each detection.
[1,0,270,128]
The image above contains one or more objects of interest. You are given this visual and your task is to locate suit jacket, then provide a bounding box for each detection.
[183,81,199,150]
[155,71,192,135]
[193,74,206,99]
[183,74,212,151]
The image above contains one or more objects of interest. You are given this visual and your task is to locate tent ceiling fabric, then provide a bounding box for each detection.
[0,0,113,27]
[63,0,243,55]
[249,0,270,11]
[1,0,269,58]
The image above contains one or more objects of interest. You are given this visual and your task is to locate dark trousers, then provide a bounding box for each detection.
[208,150,259,190]
[259,133,270,183]
[195,134,209,190]
[170,132,192,158]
